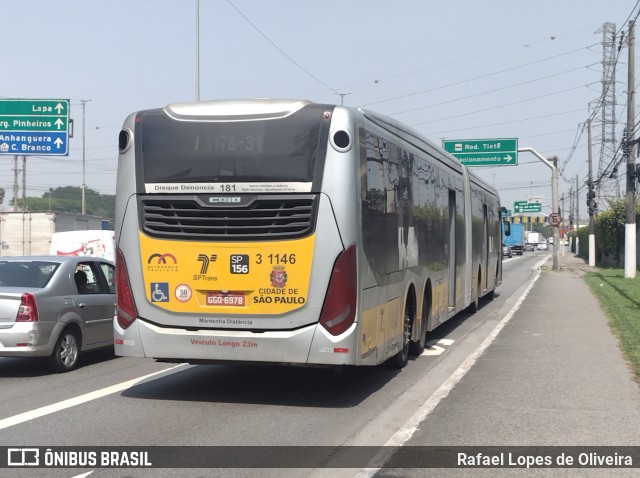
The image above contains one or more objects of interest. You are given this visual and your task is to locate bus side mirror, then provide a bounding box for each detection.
[504,220,511,236]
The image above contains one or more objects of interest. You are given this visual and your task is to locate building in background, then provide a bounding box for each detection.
[0,211,104,257]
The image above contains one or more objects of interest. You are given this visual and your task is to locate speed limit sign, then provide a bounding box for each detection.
[547,212,562,226]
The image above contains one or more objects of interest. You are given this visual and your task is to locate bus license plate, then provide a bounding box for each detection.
[206,292,245,306]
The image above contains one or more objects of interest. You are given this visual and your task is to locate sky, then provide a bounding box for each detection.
[2,0,639,223]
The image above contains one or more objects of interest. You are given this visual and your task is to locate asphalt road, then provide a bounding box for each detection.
[2,250,623,478]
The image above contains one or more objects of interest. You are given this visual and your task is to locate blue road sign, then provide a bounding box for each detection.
[0,131,68,155]
[0,99,70,156]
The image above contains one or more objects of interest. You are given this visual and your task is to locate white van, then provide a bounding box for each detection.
[49,230,115,263]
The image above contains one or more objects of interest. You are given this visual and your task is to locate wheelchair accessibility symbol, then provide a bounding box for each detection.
[150,282,169,302]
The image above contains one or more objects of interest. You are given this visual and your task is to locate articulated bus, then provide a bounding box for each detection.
[114,99,503,369]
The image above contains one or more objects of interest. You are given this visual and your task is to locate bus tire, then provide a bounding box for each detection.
[409,320,426,356]
[409,288,430,356]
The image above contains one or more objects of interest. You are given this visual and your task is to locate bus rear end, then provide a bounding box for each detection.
[114,100,364,366]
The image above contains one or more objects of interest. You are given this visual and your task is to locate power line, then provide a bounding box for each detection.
[426,108,585,136]
[415,84,595,127]
[360,44,598,108]
[615,0,640,36]
[389,63,599,116]
[226,0,337,93]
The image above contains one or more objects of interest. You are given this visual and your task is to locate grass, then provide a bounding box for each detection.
[583,269,640,382]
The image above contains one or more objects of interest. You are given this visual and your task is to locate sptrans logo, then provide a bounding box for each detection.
[197,254,217,274]
[194,254,218,281]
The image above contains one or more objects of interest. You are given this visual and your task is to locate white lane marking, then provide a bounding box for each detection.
[421,339,455,356]
[70,472,94,478]
[0,364,187,431]
[355,263,544,477]
[435,338,454,346]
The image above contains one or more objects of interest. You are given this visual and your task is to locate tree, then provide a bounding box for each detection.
[570,198,640,265]
[10,186,115,225]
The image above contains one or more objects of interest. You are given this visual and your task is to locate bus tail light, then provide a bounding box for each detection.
[16,293,39,322]
[116,247,138,329]
[319,245,357,336]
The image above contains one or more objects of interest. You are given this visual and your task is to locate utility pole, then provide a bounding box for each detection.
[335,93,350,105]
[196,0,200,101]
[575,175,579,230]
[569,185,574,251]
[575,175,580,256]
[625,19,637,278]
[561,192,565,255]
[587,119,596,267]
[569,185,574,229]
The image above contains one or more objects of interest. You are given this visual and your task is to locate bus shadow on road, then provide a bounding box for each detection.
[121,362,402,407]
[423,292,500,346]
[121,294,500,407]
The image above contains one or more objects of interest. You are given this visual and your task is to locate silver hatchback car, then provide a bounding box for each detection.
[0,255,115,372]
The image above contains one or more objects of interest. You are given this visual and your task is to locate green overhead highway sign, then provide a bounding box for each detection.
[514,201,541,213]
[442,138,518,166]
[0,115,68,132]
[0,99,70,156]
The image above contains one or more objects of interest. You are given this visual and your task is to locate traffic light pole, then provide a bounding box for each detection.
[518,147,559,271]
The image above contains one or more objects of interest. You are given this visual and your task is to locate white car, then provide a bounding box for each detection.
[537,242,548,251]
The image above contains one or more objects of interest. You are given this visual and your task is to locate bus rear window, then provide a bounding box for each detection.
[138,107,324,184]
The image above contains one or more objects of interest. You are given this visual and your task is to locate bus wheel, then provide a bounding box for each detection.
[409,293,430,356]
[409,320,426,356]
[388,302,411,369]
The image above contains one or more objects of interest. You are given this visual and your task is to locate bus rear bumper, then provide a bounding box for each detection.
[114,318,360,366]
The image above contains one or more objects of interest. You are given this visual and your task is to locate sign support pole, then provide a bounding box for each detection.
[12,156,19,212]
[21,155,26,212]
[518,147,559,271]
